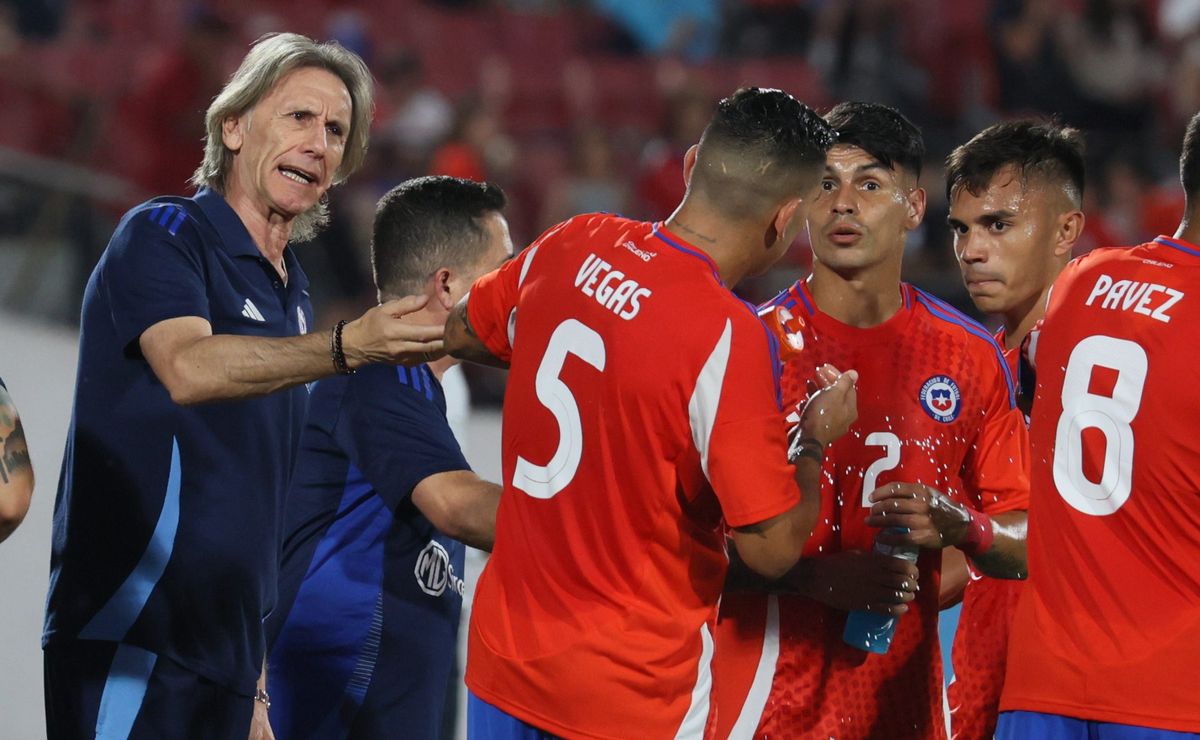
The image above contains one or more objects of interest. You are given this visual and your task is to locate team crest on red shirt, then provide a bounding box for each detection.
[919,375,961,423]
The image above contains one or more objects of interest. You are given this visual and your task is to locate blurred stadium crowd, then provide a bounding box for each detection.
[2,0,1198,363]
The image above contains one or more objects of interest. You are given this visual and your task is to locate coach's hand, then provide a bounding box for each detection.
[865,482,971,549]
[797,364,859,446]
[786,550,918,616]
[342,295,446,368]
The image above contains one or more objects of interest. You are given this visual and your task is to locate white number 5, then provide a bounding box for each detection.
[512,319,606,499]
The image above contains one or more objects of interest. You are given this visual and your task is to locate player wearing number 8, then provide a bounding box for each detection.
[444,88,851,739]
[996,114,1200,738]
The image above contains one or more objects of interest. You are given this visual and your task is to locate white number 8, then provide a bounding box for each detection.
[1052,335,1147,516]
[512,319,606,499]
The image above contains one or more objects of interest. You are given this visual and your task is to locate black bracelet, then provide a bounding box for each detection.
[331,320,355,375]
[788,435,825,464]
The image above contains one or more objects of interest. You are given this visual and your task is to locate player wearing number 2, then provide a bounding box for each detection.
[442,88,856,739]
[711,103,1031,740]
[996,114,1200,738]
[942,120,1087,740]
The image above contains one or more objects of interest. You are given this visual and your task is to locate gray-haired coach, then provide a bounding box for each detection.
[42,33,441,740]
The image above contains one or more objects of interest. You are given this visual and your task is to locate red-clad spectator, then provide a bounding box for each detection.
[539,125,629,228]
[375,49,453,174]
[635,83,712,220]
[116,12,236,196]
[430,97,510,183]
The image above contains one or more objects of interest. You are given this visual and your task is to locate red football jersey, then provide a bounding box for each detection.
[464,214,803,739]
[713,280,1029,740]
[1002,236,1200,732]
[947,334,1027,740]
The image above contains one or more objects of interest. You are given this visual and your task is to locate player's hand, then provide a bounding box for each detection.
[864,482,971,550]
[248,699,274,740]
[341,295,445,368]
[785,550,919,616]
[796,364,859,447]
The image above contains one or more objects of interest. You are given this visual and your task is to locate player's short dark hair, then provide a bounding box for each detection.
[702,87,835,171]
[1180,111,1200,202]
[945,120,1086,206]
[691,87,835,216]
[824,102,925,179]
[372,176,507,296]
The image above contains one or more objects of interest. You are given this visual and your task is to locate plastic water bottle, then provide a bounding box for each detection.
[842,527,919,654]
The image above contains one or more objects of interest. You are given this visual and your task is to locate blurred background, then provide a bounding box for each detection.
[4,0,1198,335]
[1,0,1197,736]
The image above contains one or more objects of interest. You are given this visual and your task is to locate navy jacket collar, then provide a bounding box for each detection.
[194,188,310,293]
[194,188,260,259]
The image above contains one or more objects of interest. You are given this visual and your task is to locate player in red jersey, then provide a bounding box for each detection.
[997,114,1200,739]
[943,120,1087,740]
[712,102,1031,740]
[442,88,858,740]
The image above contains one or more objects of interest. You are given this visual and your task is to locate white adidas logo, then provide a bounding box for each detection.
[241,298,265,322]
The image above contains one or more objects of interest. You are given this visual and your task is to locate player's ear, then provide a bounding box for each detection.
[1055,210,1085,259]
[904,186,927,230]
[433,267,454,310]
[682,144,700,188]
[768,193,806,250]
[772,195,804,246]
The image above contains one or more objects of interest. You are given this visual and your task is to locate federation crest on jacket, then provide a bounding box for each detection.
[920,375,961,423]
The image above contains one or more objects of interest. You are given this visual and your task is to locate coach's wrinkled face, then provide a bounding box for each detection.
[808,144,925,276]
[222,66,352,223]
[949,164,1077,317]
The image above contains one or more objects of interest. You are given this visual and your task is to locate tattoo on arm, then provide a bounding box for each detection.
[446,299,510,369]
[0,388,30,485]
[460,304,480,340]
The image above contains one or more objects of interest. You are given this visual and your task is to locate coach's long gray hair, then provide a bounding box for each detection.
[190,32,374,242]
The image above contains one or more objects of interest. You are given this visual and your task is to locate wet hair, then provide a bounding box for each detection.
[946,119,1086,207]
[824,102,925,180]
[1181,111,1200,202]
[372,176,507,297]
[691,87,836,217]
[191,33,374,242]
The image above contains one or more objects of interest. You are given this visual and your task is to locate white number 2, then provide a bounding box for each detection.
[862,431,901,506]
[1052,335,1147,516]
[512,319,606,499]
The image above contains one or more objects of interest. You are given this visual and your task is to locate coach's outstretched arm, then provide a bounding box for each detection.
[140,296,444,406]
[866,483,1028,579]
[731,367,859,581]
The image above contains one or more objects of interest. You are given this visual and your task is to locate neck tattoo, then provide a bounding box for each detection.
[669,218,717,244]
